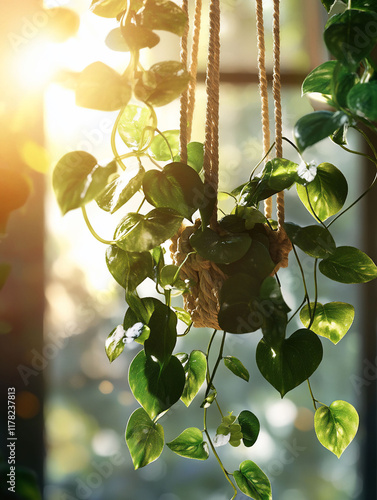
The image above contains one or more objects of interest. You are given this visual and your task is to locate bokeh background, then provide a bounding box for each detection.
[1,1,376,499]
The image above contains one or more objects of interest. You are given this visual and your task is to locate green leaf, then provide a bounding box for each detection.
[256,329,323,397]
[314,401,359,458]
[135,61,190,107]
[167,427,209,460]
[106,245,153,292]
[319,246,377,283]
[120,23,160,50]
[240,158,300,206]
[331,63,359,108]
[144,303,177,366]
[90,0,129,18]
[190,227,251,265]
[129,350,185,419]
[0,263,11,290]
[320,0,337,12]
[125,407,164,469]
[218,273,262,334]
[174,142,205,173]
[218,239,275,282]
[324,10,377,69]
[300,302,355,344]
[143,162,205,220]
[347,0,377,12]
[223,356,250,382]
[238,410,260,448]
[123,306,150,345]
[296,163,348,221]
[218,215,246,233]
[96,166,145,213]
[76,62,132,111]
[139,0,188,36]
[105,28,130,51]
[114,208,183,252]
[150,130,180,161]
[53,152,117,215]
[105,325,127,362]
[181,350,207,406]
[234,460,272,500]
[290,225,336,258]
[215,413,243,448]
[302,60,337,96]
[174,307,192,326]
[127,295,160,325]
[235,206,266,230]
[347,82,377,121]
[117,105,155,150]
[294,111,348,152]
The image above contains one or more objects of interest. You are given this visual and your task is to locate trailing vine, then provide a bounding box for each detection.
[52,0,377,498]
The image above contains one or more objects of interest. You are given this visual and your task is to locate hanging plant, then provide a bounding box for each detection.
[52,0,377,498]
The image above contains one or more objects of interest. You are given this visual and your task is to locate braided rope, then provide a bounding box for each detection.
[187,0,202,141]
[204,0,220,229]
[272,0,285,230]
[180,0,189,164]
[255,0,272,219]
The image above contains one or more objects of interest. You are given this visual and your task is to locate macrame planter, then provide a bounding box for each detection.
[171,0,292,331]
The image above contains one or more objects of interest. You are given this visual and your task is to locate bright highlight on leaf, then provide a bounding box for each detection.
[300,302,355,344]
[314,400,359,458]
[125,407,164,469]
[234,460,272,500]
[167,427,209,460]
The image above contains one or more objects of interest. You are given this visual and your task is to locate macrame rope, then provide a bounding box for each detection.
[204,0,220,229]
[180,0,189,164]
[255,0,272,219]
[187,0,202,142]
[272,0,285,229]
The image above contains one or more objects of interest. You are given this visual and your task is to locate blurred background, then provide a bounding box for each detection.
[0,0,376,499]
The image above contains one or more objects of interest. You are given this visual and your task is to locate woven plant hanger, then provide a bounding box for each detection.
[171,0,291,330]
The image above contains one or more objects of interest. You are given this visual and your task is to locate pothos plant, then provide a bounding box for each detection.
[52,0,377,498]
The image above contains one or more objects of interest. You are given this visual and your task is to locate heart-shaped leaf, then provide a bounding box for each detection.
[96,165,145,213]
[144,303,177,366]
[324,10,377,69]
[300,302,355,344]
[167,427,209,460]
[135,61,190,107]
[53,152,117,215]
[125,407,164,469]
[294,111,348,152]
[123,306,151,345]
[120,23,160,51]
[314,400,359,458]
[129,350,185,419]
[238,411,260,448]
[143,162,205,220]
[290,225,336,258]
[215,413,243,448]
[347,82,377,121]
[256,329,323,397]
[319,246,377,283]
[190,227,251,265]
[150,130,180,161]
[114,208,183,252]
[174,142,205,173]
[90,0,132,18]
[302,60,337,97]
[180,350,207,407]
[76,62,132,111]
[105,28,130,51]
[331,62,359,108]
[117,105,155,150]
[105,325,127,362]
[106,245,153,292]
[234,460,272,500]
[296,163,348,221]
[139,0,188,36]
[223,356,250,382]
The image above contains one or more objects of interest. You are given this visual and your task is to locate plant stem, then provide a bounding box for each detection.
[156,128,175,161]
[292,245,312,319]
[287,297,306,324]
[308,259,319,329]
[111,107,127,170]
[307,379,318,411]
[205,331,227,398]
[203,408,238,498]
[81,207,115,245]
